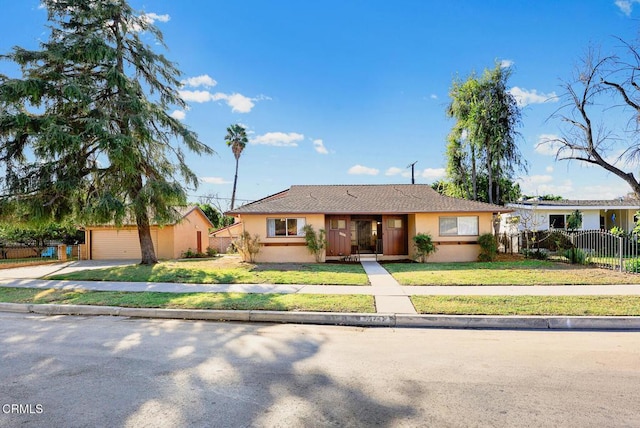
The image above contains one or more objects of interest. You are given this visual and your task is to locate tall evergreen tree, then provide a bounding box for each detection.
[445,63,525,205]
[0,0,212,264]
[224,124,248,210]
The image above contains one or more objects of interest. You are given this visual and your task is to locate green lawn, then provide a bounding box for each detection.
[411,295,640,316]
[384,260,638,285]
[47,259,369,285]
[0,287,375,313]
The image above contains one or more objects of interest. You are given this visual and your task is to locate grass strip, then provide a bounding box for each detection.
[0,287,375,313]
[384,261,637,285]
[411,295,640,316]
[47,262,369,285]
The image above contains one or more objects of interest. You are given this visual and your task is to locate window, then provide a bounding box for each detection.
[330,219,346,230]
[267,218,306,237]
[439,216,479,236]
[549,214,566,229]
[387,219,402,228]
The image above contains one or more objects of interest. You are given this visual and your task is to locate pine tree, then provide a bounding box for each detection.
[0,0,213,264]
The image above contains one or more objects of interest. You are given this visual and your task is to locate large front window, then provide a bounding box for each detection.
[439,216,479,236]
[267,217,306,237]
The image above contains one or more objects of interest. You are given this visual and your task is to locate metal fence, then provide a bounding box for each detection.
[509,229,640,273]
[0,244,79,264]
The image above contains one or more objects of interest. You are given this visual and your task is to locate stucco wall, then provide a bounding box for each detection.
[238,213,325,262]
[172,210,212,258]
[409,212,494,262]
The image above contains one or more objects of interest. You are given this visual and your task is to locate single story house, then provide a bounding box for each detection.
[84,206,213,260]
[504,199,640,232]
[227,184,508,263]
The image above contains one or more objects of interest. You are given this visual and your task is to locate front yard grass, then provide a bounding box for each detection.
[411,295,640,316]
[384,260,639,285]
[47,258,369,285]
[0,287,375,313]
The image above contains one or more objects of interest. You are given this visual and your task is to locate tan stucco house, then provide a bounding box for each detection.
[84,206,213,260]
[228,184,509,263]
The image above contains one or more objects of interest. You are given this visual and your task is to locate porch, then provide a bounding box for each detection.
[325,214,409,261]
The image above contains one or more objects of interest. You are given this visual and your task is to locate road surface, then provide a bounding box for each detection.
[1,312,639,427]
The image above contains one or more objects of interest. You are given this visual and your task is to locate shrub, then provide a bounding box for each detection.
[181,248,209,258]
[302,224,327,263]
[206,246,218,257]
[625,258,640,273]
[477,233,498,262]
[610,226,626,237]
[523,249,548,260]
[564,247,588,264]
[413,233,437,263]
[234,232,261,262]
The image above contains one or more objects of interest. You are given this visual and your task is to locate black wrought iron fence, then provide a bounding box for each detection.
[514,229,640,273]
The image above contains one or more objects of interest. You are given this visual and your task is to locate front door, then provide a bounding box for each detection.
[382,215,408,255]
[326,215,351,256]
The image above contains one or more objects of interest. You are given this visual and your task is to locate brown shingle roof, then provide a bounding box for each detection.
[229,184,508,215]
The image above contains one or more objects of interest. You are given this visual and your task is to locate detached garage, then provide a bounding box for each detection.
[85,206,213,260]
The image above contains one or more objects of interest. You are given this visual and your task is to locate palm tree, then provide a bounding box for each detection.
[225,124,248,210]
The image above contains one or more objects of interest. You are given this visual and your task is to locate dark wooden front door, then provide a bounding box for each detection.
[382,215,407,255]
[326,215,351,256]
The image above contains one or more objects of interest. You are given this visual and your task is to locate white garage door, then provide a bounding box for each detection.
[91,229,158,260]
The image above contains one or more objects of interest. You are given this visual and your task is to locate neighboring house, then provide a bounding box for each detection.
[209,222,243,253]
[504,199,640,232]
[85,206,213,260]
[227,184,508,263]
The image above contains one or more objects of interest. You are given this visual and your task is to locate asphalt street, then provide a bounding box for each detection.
[1,312,639,427]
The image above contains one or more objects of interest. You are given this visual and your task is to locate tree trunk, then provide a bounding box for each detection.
[230,158,239,210]
[132,174,158,265]
[471,147,477,200]
[136,210,158,265]
[486,141,494,205]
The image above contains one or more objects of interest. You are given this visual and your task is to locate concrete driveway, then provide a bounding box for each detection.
[0,260,138,279]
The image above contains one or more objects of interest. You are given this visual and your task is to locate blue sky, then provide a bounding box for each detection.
[2,1,640,206]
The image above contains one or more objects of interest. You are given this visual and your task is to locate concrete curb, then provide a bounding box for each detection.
[1,302,640,330]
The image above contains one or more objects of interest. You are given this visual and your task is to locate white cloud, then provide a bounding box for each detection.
[421,168,446,180]
[545,165,554,173]
[430,94,438,100]
[170,110,186,121]
[313,139,328,154]
[518,176,573,197]
[179,90,259,113]
[251,132,304,147]
[348,165,379,175]
[199,177,231,184]
[615,0,640,15]
[142,13,170,24]
[223,93,255,113]
[500,59,514,68]
[509,87,558,106]
[534,134,563,156]
[179,90,216,103]
[181,74,217,88]
[385,167,404,176]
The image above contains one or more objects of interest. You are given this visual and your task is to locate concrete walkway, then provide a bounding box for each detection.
[360,260,417,314]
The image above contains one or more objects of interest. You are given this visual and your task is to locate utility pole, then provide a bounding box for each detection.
[407,161,418,184]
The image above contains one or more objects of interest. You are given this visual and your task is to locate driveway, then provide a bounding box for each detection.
[0,260,138,279]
